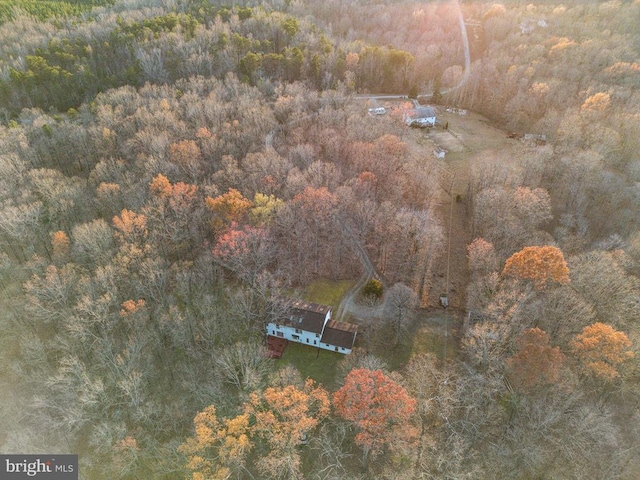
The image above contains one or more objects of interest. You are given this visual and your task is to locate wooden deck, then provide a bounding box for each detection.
[266,335,288,359]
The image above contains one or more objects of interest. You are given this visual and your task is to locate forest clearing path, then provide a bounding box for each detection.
[411,110,523,311]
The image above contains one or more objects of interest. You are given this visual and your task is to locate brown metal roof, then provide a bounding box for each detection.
[321,320,358,349]
[280,299,330,334]
[289,299,331,315]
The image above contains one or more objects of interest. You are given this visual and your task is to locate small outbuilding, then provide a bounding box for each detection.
[524,133,547,144]
[433,146,448,159]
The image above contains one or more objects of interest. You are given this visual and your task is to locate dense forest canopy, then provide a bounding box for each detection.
[0,0,639,478]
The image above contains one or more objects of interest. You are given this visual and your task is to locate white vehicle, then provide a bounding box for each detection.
[368,107,387,116]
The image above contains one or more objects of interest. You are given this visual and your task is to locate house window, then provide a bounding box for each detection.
[314,340,317,345]
[276,332,284,338]
[292,335,300,341]
[334,346,339,352]
[306,338,309,343]
[315,333,320,338]
[271,330,275,335]
[295,328,301,334]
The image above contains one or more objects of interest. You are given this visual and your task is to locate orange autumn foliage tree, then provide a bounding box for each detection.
[149,174,198,217]
[113,209,148,245]
[169,139,202,179]
[333,368,417,463]
[507,328,566,391]
[181,380,330,480]
[291,186,337,218]
[120,299,146,317]
[245,379,330,478]
[170,139,201,166]
[149,174,198,201]
[149,173,173,198]
[96,182,120,196]
[581,92,611,112]
[503,245,570,289]
[205,188,253,234]
[570,322,634,381]
[147,174,200,259]
[51,230,70,258]
[179,405,252,480]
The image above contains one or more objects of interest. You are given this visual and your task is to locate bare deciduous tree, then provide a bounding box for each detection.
[384,283,418,347]
[214,340,272,396]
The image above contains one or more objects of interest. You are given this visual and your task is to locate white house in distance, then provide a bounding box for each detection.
[267,300,358,354]
[404,105,437,127]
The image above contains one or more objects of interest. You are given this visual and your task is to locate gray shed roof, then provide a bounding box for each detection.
[409,106,436,119]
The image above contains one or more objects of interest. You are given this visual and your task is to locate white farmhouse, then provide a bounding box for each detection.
[267,300,358,354]
[404,105,437,127]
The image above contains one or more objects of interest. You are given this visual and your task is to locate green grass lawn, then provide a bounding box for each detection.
[277,341,343,390]
[410,314,459,362]
[359,312,459,371]
[303,278,354,309]
[411,325,448,359]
